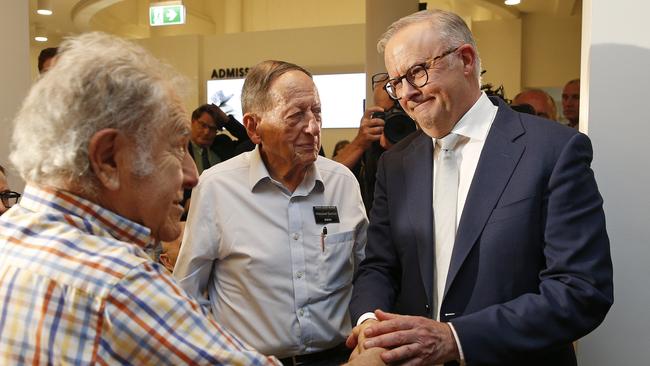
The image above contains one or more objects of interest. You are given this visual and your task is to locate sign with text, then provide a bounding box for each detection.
[149,4,185,26]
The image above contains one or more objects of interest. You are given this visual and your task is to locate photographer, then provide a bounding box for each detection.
[334,73,416,212]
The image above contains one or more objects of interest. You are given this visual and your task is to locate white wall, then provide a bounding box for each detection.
[0,2,30,192]
[577,0,650,364]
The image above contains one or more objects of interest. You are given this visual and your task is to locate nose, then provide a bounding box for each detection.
[182,151,199,189]
[304,113,321,136]
[400,78,420,102]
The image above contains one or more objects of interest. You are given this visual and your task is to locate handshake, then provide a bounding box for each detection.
[343,310,460,366]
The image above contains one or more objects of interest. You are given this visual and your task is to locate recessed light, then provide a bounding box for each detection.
[37,0,53,15]
[35,36,48,42]
[505,0,521,5]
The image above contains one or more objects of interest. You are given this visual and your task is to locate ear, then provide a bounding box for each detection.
[87,129,123,191]
[243,113,262,145]
[458,44,477,76]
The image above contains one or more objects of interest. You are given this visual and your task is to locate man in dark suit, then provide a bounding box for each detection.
[183,104,251,218]
[188,103,250,173]
[347,9,613,366]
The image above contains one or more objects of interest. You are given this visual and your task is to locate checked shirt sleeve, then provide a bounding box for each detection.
[98,261,280,365]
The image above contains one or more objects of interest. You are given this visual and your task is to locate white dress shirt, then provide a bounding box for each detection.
[358,92,498,362]
[174,146,368,359]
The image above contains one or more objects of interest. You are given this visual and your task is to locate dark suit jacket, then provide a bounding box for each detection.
[350,97,613,365]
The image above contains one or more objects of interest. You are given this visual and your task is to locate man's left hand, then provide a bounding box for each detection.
[362,309,460,365]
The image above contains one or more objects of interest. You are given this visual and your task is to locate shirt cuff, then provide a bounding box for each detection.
[448,322,465,364]
[356,312,378,326]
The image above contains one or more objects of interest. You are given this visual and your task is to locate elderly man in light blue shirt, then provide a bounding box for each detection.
[174,60,368,366]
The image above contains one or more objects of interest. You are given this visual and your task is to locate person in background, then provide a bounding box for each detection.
[175,60,368,366]
[38,47,58,74]
[562,78,580,128]
[0,164,20,215]
[348,9,612,365]
[0,32,279,365]
[512,88,558,120]
[334,73,416,212]
[182,103,251,218]
[332,139,350,158]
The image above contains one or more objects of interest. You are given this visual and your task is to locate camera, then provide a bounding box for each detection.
[371,105,417,144]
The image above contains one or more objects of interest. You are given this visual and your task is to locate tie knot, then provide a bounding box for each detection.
[437,133,461,152]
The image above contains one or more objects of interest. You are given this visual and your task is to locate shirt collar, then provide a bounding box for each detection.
[433,92,497,144]
[248,145,324,195]
[19,184,154,249]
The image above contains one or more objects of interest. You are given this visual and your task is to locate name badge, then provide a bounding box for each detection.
[313,206,340,224]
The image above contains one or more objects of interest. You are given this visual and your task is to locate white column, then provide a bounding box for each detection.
[578,0,650,364]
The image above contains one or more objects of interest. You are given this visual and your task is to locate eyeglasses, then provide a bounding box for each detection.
[384,46,460,100]
[196,120,218,133]
[0,190,21,208]
[371,72,389,89]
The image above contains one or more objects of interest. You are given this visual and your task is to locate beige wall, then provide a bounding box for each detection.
[521,13,582,89]
[473,18,522,100]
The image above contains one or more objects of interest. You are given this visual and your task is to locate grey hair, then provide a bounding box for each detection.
[377,9,482,80]
[241,60,312,115]
[10,32,187,195]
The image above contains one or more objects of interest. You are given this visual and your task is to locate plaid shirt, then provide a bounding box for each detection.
[0,185,279,365]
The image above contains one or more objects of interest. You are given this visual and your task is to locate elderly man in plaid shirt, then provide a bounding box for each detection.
[0,32,279,365]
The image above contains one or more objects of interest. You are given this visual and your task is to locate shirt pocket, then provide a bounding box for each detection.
[316,230,355,292]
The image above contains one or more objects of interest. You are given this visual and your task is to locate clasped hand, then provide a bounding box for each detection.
[345,309,459,365]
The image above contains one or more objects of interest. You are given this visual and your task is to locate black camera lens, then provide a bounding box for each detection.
[372,107,416,144]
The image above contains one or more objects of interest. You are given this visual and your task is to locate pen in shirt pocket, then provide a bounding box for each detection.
[321,226,327,252]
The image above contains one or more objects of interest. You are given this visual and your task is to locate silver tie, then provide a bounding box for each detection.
[433,133,461,321]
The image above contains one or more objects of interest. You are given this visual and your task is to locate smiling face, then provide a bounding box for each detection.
[384,22,479,138]
[255,70,322,175]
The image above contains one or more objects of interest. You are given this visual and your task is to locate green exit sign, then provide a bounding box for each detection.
[149,4,186,26]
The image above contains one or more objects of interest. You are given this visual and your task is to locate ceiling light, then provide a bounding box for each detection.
[34,24,48,42]
[504,0,521,5]
[37,0,53,15]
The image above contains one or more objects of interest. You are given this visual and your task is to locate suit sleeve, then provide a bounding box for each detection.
[223,115,250,142]
[451,133,614,364]
[350,153,402,324]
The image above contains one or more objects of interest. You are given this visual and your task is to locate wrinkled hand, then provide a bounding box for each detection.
[343,346,387,366]
[362,309,459,365]
[346,319,378,357]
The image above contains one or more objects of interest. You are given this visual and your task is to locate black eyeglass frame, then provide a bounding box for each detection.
[0,190,21,208]
[384,46,461,100]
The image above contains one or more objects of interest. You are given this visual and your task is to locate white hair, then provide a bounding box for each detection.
[10,32,187,194]
[377,9,482,81]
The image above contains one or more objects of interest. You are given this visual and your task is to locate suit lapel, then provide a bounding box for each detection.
[444,101,526,298]
[403,132,435,303]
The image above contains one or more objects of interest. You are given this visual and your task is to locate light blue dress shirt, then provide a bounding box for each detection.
[174,146,368,358]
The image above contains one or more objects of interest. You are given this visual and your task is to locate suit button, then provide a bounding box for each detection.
[425,304,431,314]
